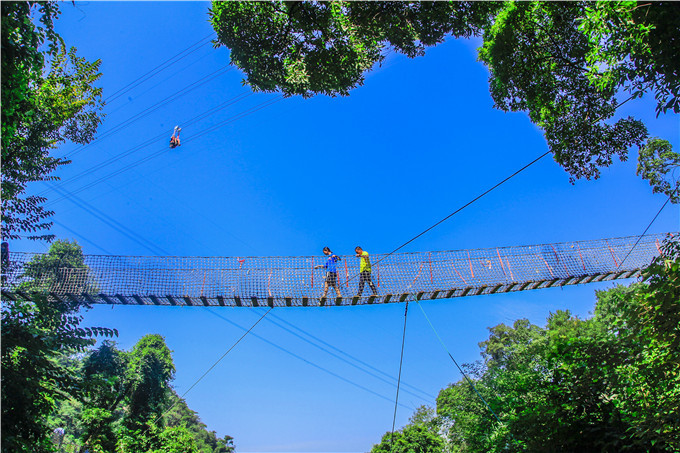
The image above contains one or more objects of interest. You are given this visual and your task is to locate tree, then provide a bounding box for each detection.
[18,238,95,296]
[371,424,444,453]
[124,334,176,429]
[1,240,115,453]
[637,137,680,202]
[78,341,128,452]
[1,1,104,241]
[209,1,679,196]
[209,2,497,98]
[163,392,235,453]
[43,335,234,453]
[595,237,680,451]
[118,423,199,453]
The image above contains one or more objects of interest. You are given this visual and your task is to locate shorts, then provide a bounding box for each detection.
[325,271,338,287]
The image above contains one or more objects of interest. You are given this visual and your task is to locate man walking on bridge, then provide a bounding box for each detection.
[315,246,342,299]
[355,246,377,297]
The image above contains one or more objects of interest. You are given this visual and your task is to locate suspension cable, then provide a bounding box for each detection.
[619,189,677,268]
[153,307,273,425]
[390,301,410,450]
[416,301,503,425]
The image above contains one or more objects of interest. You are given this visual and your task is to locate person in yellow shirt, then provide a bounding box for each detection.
[355,246,377,297]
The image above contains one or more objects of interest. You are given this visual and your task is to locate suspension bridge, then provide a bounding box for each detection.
[1,233,670,307]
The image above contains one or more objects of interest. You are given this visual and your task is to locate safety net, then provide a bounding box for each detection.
[1,233,670,307]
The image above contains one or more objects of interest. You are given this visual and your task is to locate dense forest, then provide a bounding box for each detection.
[2,240,235,453]
[370,238,679,452]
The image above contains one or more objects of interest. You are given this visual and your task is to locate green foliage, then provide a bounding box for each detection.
[408,405,438,432]
[600,238,680,451]
[580,2,680,116]
[124,335,176,429]
[18,239,96,296]
[434,235,680,452]
[637,138,680,202]
[162,392,235,453]
[1,240,115,453]
[209,1,498,98]
[1,1,104,241]
[150,425,199,453]
[210,1,678,196]
[371,423,444,453]
[478,1,649,182]
[75,341,128,452]
[51,336,233,453]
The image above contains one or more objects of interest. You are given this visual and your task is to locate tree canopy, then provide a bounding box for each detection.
[1,1,104,241]
[210,1,679,195]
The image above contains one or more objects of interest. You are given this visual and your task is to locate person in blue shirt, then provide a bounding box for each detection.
[314,246,341,299]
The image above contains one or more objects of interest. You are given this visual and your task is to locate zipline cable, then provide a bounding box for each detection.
[183,96,284,143]
[264,310,435,402]
[153,307,272,425]
[47,184,171,256]
[44,95,278,254]
[51,219,113,255]
[206,308,414,410]
[415,301,504,426]
[46,95,280,207]
[60,65,233,163]
[618,190,676,268]
[48,95,283,205]
[268,312,436,400]
[46,93,262,206]
[105,33,215,104]
[390,302,410,451]
[43,92,253,201]
[104,46,217,119]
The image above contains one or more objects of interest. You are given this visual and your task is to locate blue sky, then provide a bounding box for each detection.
[14,2,679,452]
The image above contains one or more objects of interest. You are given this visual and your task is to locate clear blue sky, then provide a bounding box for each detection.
[15,2,679,452]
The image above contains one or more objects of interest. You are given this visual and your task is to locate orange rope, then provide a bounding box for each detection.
[452,263,467,285]
[552,244,568,274]
[539,254,554,277]
[505,257,514,281]
[345,260,349,286]
[496,248,506,277]
[576,243,586,271]
[410,263,424,288]
[606,241,620,268]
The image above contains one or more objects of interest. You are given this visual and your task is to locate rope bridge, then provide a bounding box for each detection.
[1,234,669,307]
